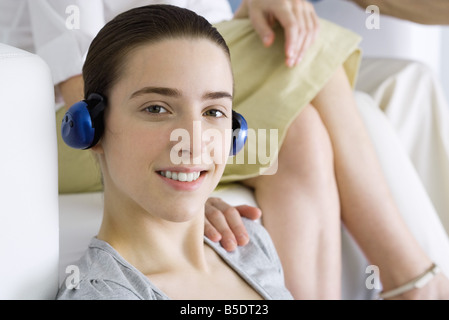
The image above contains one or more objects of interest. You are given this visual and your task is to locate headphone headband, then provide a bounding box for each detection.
[86,93,106,121]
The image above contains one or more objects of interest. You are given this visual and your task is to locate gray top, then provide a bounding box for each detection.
[56,218,293,300]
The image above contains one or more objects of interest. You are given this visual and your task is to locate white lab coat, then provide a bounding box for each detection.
[0,0,233,101]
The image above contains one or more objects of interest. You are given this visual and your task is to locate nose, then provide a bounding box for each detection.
[169,115,207,165]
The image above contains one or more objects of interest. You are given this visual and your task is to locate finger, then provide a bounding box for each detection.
[271,5,299,66]
[234,205,262,221]
[205,205,238,251]
[250,9,276,47]
[222,206,251,247]
[204,218,222,243]
[267,12,277,28]
[289,0,307,65]
[300,2,321,63]
[294,1,314,63]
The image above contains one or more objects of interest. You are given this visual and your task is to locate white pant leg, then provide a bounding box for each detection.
[356,58,449,235]
[341,91,449,299]
[358,91,449,271]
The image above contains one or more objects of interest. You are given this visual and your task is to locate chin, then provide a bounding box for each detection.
[162,201,206,223]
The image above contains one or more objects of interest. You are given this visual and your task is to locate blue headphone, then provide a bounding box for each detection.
[61,93,248,156]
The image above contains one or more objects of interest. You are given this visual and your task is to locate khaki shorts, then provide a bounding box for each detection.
[57,18,361,194]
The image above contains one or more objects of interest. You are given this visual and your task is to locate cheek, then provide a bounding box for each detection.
[102,122,170,175]
[208,130,231,166]
[103,110,167,153]
[212,124,233,164]
[202,125,231,176]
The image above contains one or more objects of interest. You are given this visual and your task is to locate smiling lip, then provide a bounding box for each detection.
[157,168,207,191]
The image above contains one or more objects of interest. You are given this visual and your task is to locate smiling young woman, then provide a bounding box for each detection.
[56,4,293,300]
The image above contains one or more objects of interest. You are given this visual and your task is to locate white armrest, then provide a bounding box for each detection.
[0,43,59,299]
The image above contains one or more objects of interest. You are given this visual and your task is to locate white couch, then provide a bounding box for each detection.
[0,43,59,299]
[2,3,449,299]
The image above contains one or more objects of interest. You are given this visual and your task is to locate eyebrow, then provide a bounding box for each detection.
[130,86,180,99]
[203,91,233,101]
[129,86,233,101]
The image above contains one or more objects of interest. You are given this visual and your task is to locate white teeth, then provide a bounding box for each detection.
[160,170,201,182]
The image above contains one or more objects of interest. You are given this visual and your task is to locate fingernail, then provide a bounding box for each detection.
[210,233,221,243]
[263,35,272,47]
[222,238,237,251]
[236,233,248,245]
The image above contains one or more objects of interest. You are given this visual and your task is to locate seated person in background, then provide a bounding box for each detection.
[56,4,293,300]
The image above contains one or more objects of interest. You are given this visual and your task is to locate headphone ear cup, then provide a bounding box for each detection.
[61,93,105,149]
[230,111,248,156]
[61,101,96,149]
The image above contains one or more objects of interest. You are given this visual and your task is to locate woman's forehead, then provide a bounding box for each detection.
[125,38,231,69]
[115,38,234,96]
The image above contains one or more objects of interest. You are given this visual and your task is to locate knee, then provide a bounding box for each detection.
[278,104,334,179]
[243,104,336,191]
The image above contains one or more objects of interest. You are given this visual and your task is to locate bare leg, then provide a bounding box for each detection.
[243,104,341,299]
[311,66,449,299]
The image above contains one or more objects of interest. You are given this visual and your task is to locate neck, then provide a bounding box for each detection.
[97,191,211,275]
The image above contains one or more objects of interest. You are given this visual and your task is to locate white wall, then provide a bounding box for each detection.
[441,27,449,101]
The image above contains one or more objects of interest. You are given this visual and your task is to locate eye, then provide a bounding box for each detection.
[203,109,225,118]
[144,105,168,114]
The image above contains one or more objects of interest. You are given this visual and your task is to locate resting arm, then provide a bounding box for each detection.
[349,0,449,25]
